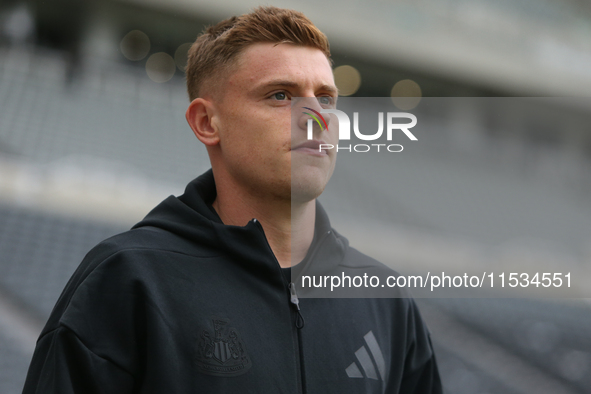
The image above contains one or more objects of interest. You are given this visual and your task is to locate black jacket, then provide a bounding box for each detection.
[23,170,442,393]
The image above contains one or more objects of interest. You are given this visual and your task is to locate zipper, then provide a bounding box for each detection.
[253,218,307,394]
[289,282,307,394]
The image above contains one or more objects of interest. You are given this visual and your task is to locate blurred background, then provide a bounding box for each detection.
[1,0,591,393]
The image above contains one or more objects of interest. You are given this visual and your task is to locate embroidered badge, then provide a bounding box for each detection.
[196,317,252,377]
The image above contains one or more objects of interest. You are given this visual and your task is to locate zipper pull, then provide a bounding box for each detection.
[289,282,305,329]
[289,282,300,310]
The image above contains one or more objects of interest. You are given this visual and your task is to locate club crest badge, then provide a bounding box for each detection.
[196,317,251,377]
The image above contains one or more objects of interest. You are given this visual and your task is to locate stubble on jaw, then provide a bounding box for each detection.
[290,157,336,204]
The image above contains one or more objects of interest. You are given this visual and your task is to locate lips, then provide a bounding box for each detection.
[291,139,329,157]
[291,139,326,151]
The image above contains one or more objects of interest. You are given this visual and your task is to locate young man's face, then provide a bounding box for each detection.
[211,42,338,203]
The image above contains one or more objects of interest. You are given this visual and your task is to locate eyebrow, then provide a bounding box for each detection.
[255,79,339,95]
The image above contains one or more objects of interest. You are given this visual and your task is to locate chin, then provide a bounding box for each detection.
[290,177,327,204]
[290,161,335,203]
[291,189,323,204]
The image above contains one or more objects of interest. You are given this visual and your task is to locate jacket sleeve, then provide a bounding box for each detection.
[397,300,443,393]
[22,326,135,394]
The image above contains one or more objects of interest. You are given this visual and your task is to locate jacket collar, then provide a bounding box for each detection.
[134,169,346,275]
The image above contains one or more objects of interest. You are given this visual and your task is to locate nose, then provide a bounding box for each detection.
[295,97,331,136]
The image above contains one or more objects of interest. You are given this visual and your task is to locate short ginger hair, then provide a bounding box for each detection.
[185,6,331,101]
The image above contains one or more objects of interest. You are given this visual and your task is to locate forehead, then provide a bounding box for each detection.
[228,43,334,92]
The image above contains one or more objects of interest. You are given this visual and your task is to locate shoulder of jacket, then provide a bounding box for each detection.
[37,226,218,334]
[340,245,399,275]
[85,226,217,263]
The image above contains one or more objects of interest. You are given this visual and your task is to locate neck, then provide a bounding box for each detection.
[212,176,315,269]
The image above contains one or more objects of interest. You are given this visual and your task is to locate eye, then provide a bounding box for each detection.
[318,96,335,107]
[271,91,288,101]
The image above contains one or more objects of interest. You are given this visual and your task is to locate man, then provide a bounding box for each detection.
[23,6,441,393]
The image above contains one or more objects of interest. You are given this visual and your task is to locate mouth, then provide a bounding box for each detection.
[291,139,329,156]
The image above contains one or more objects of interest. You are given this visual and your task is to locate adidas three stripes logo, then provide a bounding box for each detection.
[345,331,387,381]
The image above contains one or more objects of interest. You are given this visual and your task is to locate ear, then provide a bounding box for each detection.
[185,98,220,146]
